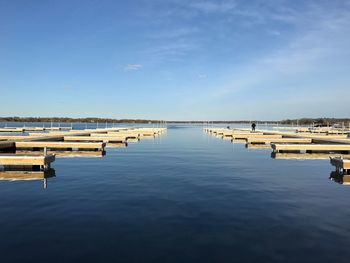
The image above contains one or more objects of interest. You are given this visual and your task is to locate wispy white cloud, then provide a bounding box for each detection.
[124,64,142,71]
[189,0,237,13]
[145,40,199,63]
[147,27,198,39]
[208,3,350,98]
[266,29,281,36]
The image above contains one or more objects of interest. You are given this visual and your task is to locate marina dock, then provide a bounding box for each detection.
[271,152,350,159]
[247,138,312,145]
[271,143,350,153]
[0,126,167,176]
[0,169,55,180]
[15,141,106,151]
[0,154,55,170]
[0,127,72,133]
[64,136,127,143]
[205,126,350,173]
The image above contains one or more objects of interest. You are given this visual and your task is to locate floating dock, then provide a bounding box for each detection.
[15,150,106,158]
[0,127,72,132]
[0,169,55,180]
[271,143,350,153]
[90,133,138,139]
[233,134,282,140]
[205,127,350,164]
[0,126,167,180]
[0,128,24,132]
[0,154,55,170]
[15,141,106,151]
[271,152,350,159]
[64,136,127,143]
[246,138,312,145]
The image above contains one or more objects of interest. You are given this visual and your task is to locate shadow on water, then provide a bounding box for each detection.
[329,171,350,185]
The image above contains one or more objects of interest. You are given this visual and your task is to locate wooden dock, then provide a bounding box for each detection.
[272,152,350,160]
[0,126,166,176]
[15,150,106,158]
[0,154,55,170]
[0,169,55,180]
[246,138,312,145]
[224,132,263,137]
[15,141,106,151]
[257,129,349,139]
[205,127,350,161]
[0,128,24,132]
[271,143,350,153]
[64,136,127,143]
[90,133,139,139]
[106,142,128,148]
[0,127,72,132]
[245,144,271,149]
[233,134,282,140]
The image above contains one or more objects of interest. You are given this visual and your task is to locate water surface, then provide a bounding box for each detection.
[0,125,349,263]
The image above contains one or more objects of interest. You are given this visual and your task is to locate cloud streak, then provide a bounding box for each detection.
[189,0,237,13]
[208,2,350,98]
[124,64,142,71]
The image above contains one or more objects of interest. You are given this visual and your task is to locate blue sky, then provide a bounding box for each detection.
[1,0,350,120]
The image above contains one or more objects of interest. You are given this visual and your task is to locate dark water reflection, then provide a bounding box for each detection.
[329,171,350,185]
[0,125,349,263]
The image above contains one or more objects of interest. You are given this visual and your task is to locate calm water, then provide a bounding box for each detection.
[0,124,349,263]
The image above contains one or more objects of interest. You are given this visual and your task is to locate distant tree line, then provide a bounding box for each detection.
[0,117,348,126]
[0,117,161,123]
[280,118,350,126]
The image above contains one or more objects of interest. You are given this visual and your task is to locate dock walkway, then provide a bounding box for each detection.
[0,154,55,170]
[271,143,350,153]
[15,141,106,151]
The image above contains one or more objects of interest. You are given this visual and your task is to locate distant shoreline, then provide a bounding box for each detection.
[0,117,349,126]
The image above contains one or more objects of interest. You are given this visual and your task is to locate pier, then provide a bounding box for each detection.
[271,144,350,153]
[64,136,127,143]
[0,169,55,180]
[15,141,106,151]
[204,127,350,173]
[0,154,55,170]
[247,138,312,145]
[0,126,167,176]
